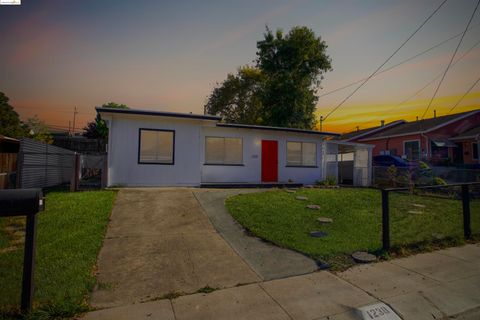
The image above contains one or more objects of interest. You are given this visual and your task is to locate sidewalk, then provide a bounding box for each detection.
[83,243,480,320]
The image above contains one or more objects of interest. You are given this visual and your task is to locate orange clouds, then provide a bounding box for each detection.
[319,91,480,133]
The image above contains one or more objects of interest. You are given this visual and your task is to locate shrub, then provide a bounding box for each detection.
[317,176,336,186]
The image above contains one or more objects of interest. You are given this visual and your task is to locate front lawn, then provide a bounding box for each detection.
[226,188,479,267]
[0,189,116,318]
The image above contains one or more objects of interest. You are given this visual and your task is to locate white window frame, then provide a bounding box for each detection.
[403,139,420,160]
[286,141,317,167]
[204,136,243,165]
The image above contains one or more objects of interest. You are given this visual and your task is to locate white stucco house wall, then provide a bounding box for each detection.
[97,107,373,187]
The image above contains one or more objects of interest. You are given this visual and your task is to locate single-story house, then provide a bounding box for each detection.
[97,107,373,187]
[341,109,480,165]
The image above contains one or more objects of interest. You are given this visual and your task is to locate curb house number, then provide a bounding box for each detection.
[358,303,401,320]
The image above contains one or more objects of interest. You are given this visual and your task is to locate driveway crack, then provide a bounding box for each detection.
[181,233,199,286]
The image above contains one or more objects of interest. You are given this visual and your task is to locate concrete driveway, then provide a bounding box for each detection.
[193,189,318,280]
[91,188,260,308]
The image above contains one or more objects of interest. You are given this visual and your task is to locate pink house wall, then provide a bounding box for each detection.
[361,134,424,157]
[353,112,480,163]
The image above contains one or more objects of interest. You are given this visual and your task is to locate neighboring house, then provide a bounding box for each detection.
[97,107,373,187]
[450,126,480,165]
[0,135,20,153]
[343,109,480,165]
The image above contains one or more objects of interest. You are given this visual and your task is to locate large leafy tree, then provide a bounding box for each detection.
[0,91,26,138]
[257,26,331,129]
[205,26,331,129]
[83,102,128,139]
[205,66,264,124]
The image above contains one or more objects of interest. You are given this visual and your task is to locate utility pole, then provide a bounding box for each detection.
[319,115,324,132]
[72,107,78,135]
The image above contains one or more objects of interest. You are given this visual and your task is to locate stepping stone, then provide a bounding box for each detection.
[412,203,426,208]
[310,231,328,238]
[317,217,333,223]
[408,210,423,214]
[296,196,308,201]
[285,189,296,193]
[352,251,376,263]
[306,204,320,210]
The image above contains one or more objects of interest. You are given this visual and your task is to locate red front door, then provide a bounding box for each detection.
[261,140,278,182]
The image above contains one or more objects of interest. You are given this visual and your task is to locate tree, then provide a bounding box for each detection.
[100,102,128,110]
[24,115,54,144]
[256,26,331,129]
[0,91,26,138]
[83,102,129,139]
[205,66,264,124]
[204,26,332,129]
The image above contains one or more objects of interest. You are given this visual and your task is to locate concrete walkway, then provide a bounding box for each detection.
[90,189,260,308]
[84,243,480,319]
[193,189,319,280]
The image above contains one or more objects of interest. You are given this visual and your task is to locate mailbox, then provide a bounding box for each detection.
[0,189,44,217]
[0,188,44,312]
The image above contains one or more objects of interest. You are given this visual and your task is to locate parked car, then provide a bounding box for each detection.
[373,155,412,167]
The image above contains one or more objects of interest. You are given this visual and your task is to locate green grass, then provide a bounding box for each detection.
[0,189,116,319]
[226,188,479,267]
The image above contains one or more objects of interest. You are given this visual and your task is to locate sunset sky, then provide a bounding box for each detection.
[0,0,479,134]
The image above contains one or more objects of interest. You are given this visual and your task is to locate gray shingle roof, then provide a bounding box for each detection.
[339,120,405,141]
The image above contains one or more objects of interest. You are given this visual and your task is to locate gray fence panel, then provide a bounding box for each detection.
[19,138,75,188]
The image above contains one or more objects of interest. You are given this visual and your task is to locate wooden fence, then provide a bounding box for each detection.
[0,153,17,173]
[0,153,17,189]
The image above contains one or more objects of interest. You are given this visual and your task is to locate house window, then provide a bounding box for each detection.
[286,142,316,166]
[431,140,448,160]
[138,129,174,164]
[404,140,420,160]
[205,137,243,165]
[473,142,478,160]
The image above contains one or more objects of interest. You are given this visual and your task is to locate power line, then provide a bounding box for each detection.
[420,0,480,119]
[13,105,94,116]
[318,22,480,99]
[385,38,480,114]
[345,38,480,133]
[322,0,449,121]
[447,75,480,114]
[45,123,85,131]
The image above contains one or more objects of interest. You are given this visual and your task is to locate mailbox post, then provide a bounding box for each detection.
[0,189,44,312]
